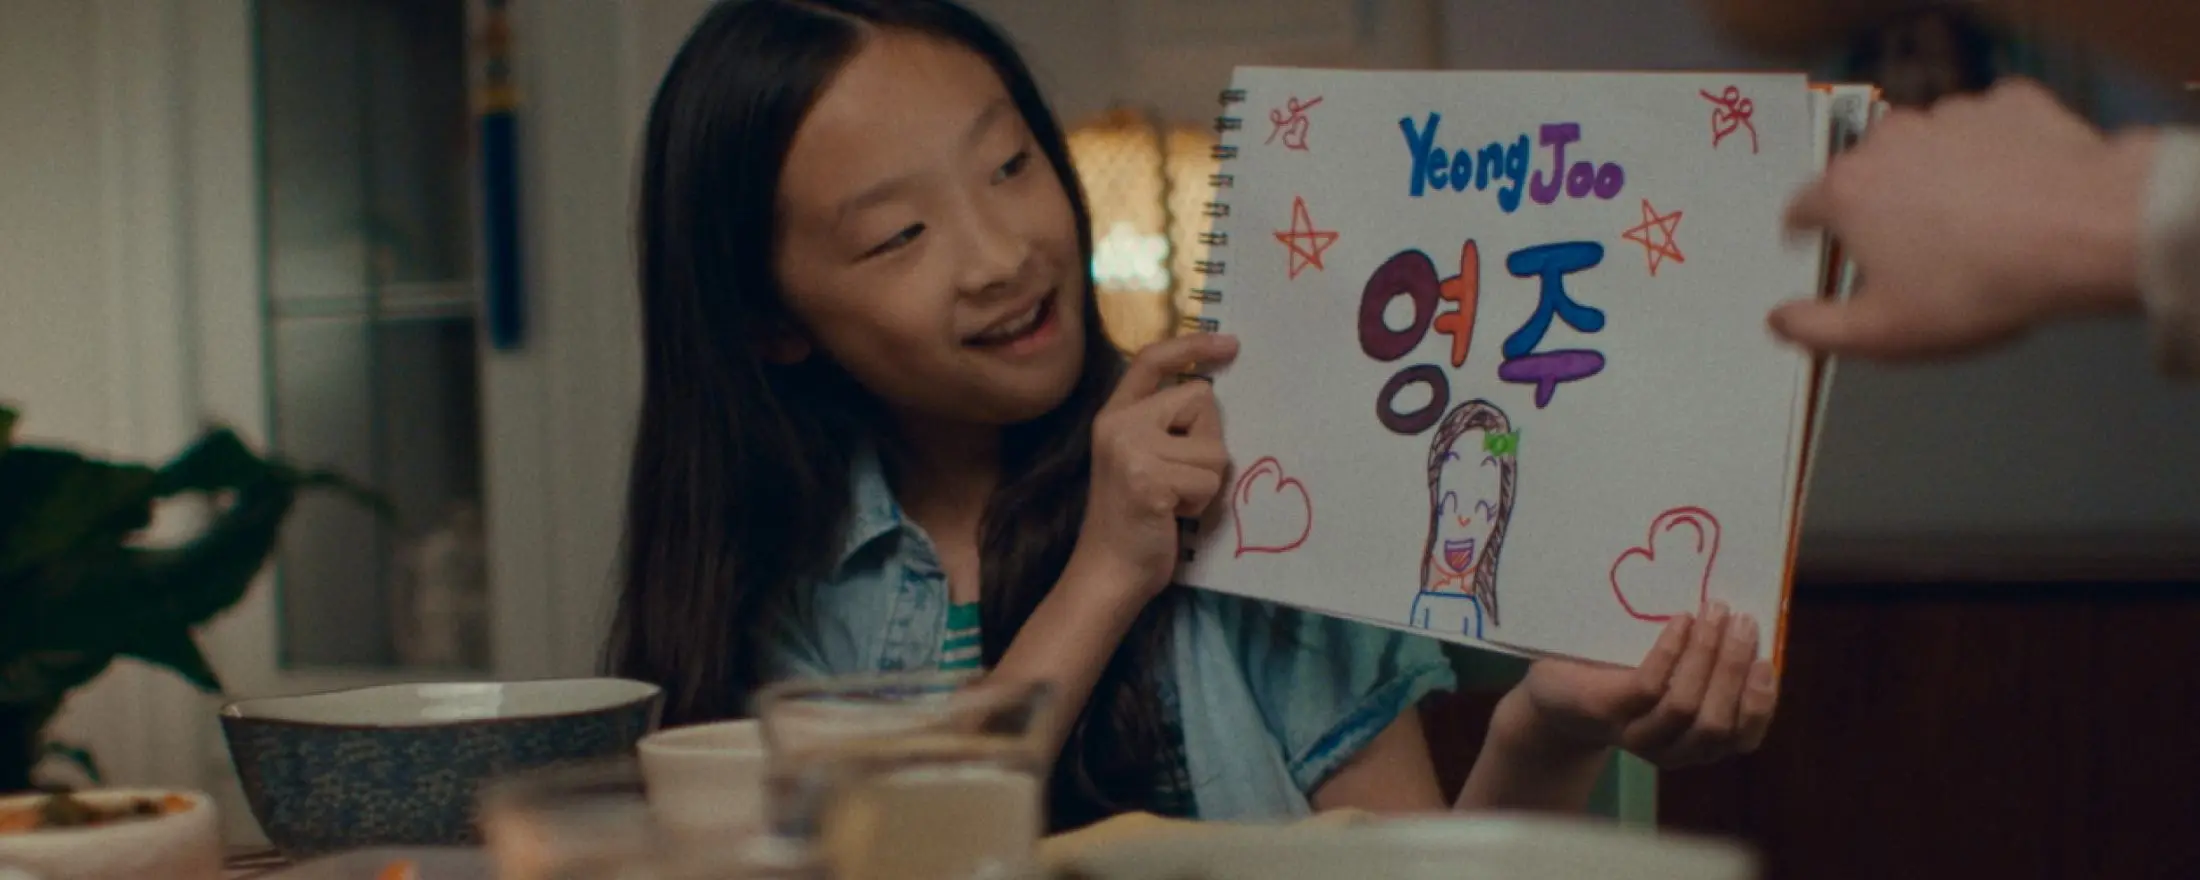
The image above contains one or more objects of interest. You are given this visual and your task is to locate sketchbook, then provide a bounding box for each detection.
[1173,68,1882,670]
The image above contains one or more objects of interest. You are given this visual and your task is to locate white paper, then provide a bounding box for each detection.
[1177,68,1826,667]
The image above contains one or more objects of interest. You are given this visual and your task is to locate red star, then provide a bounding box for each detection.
[1273,196,1339,280]
[1621,198,1685,277]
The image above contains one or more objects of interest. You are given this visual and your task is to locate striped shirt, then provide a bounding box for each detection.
[941,602,983,671]
[936,600,1196,817]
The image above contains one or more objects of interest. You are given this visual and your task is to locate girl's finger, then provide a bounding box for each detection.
[1635,615,1692,688]
[1663,611,1761,764]
[1144,379,1220,435]
[1162,461,1224,517]
[1157,434,1230,474]
[1624,602,1728,755]
[1610,616,1691,722]
[1109,333,1238,411]
[1735,660,1779,752]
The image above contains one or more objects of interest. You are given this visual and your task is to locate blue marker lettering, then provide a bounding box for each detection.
[1400,118,1621,211]
[1401,112,1443,197]
[1498,135,1531,212]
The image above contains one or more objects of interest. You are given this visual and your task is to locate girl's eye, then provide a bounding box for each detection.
[1438,491,1457,514]
[992,149,1032,183]
[1474,499,1498,519]
[862,223,925,259]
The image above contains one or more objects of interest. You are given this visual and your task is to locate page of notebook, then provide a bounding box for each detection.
[1176,68,1827,668]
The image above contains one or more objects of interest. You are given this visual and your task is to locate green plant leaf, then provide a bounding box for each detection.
[119,626,221,693]
[0,481,293,688]
[0,650,110,708]
[297,469,397,521]
[40,741,101,785]
[0,417,390,719]
[141,479,301,629]
[153,428,271,496]
[0,449,160,581]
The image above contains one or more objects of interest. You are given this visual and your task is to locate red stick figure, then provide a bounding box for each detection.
[1700,86,1758,154]
[1266,96,1323,152]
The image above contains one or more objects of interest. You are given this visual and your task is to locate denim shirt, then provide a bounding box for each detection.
[759,451,1458,820]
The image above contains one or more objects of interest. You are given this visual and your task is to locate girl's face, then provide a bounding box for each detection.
[773,31,1088,429]
[1433,430,1504,579]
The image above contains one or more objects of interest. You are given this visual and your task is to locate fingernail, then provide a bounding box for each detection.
[1730,612,1756,640]
[1665,615,1693,637]
[1707,602,1730,624]
[1748,662,1777,692]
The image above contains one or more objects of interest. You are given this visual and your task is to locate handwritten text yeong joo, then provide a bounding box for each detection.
[1399,114,1626,212]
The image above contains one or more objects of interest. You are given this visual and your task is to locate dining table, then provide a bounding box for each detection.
[221,847,289,879]
[211,810,1375,878]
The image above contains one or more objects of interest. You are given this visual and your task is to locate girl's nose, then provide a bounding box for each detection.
[956,205,1034,296]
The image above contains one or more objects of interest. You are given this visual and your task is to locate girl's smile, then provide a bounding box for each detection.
[1441,538,1477,574]
[961,286,1064,357]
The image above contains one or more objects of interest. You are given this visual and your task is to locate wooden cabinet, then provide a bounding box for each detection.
[1659,544,2200,880]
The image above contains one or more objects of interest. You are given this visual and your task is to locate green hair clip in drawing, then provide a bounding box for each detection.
[1483,430,1520,457]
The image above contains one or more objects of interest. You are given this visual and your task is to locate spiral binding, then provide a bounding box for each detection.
[1178,86,1245,563]
[1184,86,1242,340]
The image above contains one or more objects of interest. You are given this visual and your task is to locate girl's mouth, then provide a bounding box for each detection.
[1442,538,1476,574]
[963,293,1058,353]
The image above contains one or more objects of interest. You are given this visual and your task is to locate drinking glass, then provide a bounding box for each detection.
[475,757,664,880]
[756,671,1055,880]
[538,836,829,880]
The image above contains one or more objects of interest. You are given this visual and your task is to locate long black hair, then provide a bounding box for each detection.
[1844,2,2002,105]
[610,0,1178,831]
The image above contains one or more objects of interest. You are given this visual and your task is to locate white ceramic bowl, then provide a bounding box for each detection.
[0,789,223,880]
[636,719,768,838]
[1050,813,1759,880]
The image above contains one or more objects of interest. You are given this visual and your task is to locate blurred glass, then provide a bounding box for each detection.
[539,839,827,880]
[477,758,659,880]
[479,757,825,880]
[757,671,1055,880]
[256,0,487,671]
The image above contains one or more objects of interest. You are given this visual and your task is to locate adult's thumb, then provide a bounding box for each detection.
[1766,296,1902,356]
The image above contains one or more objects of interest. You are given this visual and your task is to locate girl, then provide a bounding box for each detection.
[1411,399,1516,640]
[611,0,1778,832]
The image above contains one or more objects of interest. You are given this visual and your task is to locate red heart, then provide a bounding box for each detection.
[1231,456,1312,557]
[1609,506,1721,622]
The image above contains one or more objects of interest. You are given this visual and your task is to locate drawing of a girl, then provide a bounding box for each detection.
[1410,399,1517,639]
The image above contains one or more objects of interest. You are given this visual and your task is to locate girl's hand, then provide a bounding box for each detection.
[1516,602,1778,768]
[1076,332,1239,601]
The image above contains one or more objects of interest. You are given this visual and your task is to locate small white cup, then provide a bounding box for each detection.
[636,719,769,842]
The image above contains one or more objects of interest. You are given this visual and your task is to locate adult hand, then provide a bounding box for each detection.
[1770,79,2160,360]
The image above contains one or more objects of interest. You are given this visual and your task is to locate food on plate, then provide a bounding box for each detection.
[0,792,193,835]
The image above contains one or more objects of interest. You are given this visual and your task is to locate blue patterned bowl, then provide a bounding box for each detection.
[218,677,662,859]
